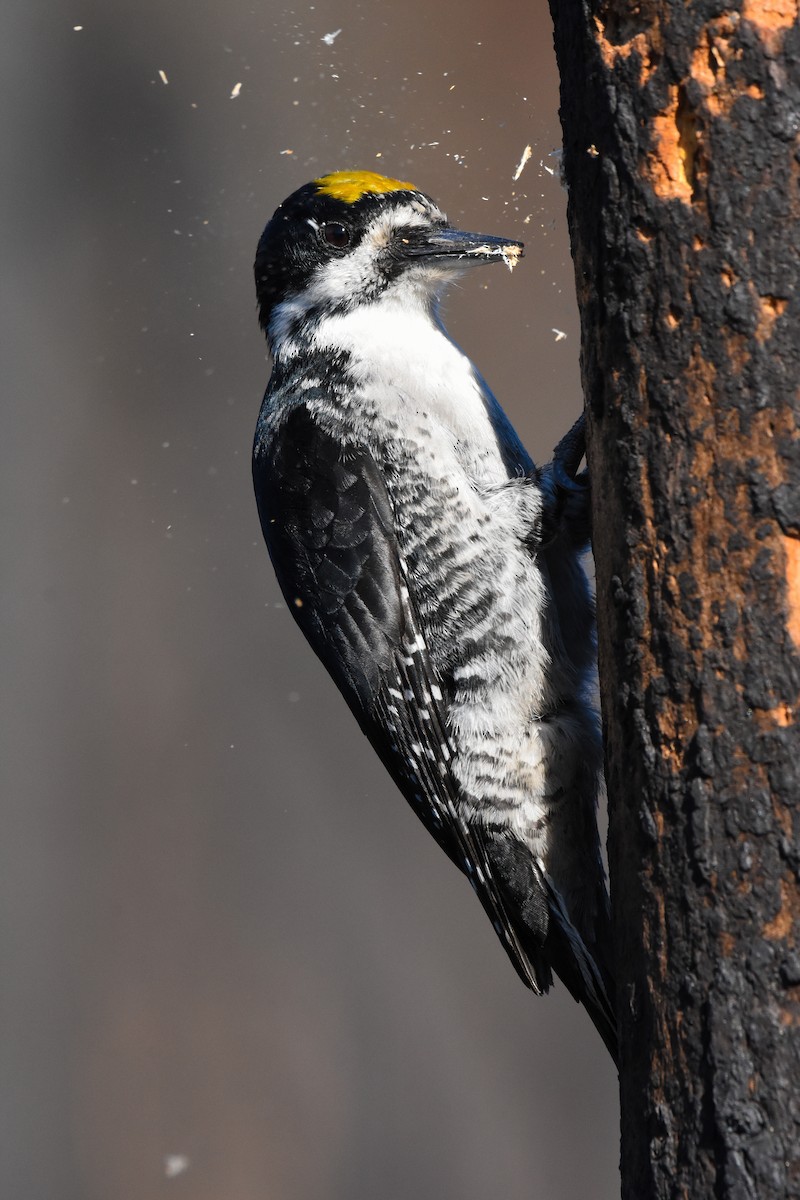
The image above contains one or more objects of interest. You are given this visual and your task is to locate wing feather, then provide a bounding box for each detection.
[253,404,549,991]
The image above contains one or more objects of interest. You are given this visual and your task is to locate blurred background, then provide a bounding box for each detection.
[2,0,620,1196]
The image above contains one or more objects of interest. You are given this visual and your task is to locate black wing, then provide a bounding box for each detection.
[253,404,550,987]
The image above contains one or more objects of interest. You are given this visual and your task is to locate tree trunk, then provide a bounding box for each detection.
[547,0,800,1196]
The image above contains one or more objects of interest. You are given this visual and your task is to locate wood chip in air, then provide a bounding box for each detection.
[512,145,533,182]
[501,244,523,272]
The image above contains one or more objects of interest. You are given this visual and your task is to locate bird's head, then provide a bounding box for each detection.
[255,170,524,350]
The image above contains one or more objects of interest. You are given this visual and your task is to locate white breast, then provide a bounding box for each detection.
[312,295,513,486]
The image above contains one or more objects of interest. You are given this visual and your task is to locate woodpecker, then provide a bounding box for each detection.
[252,170,617,1063]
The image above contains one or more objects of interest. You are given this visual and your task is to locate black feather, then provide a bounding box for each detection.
[255,407,546,976]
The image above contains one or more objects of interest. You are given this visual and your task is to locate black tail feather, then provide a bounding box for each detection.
[477,824,618,1066]
[539,873,619,1067]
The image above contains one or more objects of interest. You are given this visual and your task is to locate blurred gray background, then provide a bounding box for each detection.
[2,0,619,1196]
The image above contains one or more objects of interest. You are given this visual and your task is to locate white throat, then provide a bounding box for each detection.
[318,295,487,419]
[269,284,525,485]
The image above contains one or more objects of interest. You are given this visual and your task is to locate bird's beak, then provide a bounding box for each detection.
[403,227,525,273]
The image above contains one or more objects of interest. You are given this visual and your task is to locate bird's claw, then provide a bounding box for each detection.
[535,413,591,550]
[552,414,588,494]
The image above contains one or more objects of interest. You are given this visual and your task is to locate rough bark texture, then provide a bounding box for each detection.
[547,0,800,1196]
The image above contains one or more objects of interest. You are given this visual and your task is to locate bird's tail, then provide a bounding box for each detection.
[475,825,618,1065]
[538,872,618,1067]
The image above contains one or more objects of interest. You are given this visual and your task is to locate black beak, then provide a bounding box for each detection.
[403,227,524,271]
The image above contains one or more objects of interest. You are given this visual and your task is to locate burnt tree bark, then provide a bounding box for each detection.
[547,0,800,1196]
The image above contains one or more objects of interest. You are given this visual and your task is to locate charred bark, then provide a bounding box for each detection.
[547,0,800,1196]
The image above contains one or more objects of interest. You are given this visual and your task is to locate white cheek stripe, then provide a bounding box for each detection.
[268,202,450,357]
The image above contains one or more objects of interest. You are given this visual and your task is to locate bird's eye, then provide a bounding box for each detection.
[321,222,351,249]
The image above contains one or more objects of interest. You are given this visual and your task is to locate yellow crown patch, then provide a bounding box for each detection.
[314,170,418,204]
